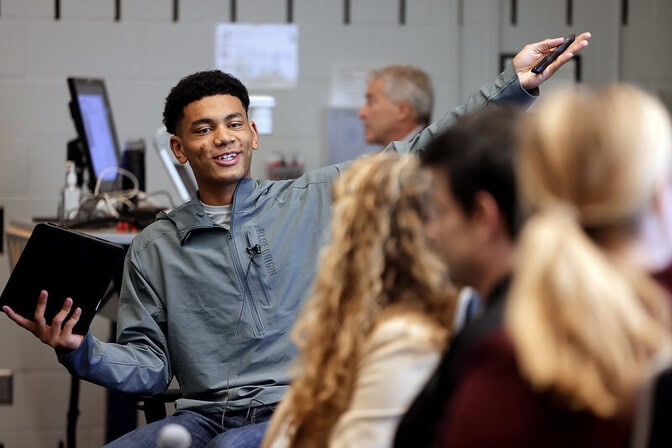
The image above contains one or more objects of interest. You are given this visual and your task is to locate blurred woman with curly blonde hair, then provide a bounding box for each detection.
[262,152,457,448]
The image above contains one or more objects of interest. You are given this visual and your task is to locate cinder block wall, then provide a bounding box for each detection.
[0,0,670,447]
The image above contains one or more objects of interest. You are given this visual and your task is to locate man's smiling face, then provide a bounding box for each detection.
[170,94,259,205]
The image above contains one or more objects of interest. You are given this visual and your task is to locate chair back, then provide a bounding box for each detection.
[631,346,672,448]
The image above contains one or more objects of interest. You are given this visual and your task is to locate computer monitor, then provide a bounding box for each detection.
[67,77,122,193]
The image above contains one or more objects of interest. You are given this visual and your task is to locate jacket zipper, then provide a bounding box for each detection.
[229,200,265,335]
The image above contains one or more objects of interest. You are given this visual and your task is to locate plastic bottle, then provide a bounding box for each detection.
[62,160,81,221]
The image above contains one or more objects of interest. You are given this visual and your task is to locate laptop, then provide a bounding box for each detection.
[0,222,126,335]
[153,126,198,204]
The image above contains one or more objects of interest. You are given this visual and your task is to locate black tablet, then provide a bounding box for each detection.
[0,222,126,334]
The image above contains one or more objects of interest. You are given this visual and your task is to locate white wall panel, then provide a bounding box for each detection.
[621,0,672,86]
[29,23,148,78]
[0,139,30,192]
[406,0,457,25]
[61,0,116,21]
[1,0,52,18]
[237,0,286,23]
[299,24,375,79]
[294,0,343,24]
[351,0,397,24]
[120,0,173,22]
[572,0,620,84]
[460,0,502,96]
[0,21,29,76]
[178,0,232,23]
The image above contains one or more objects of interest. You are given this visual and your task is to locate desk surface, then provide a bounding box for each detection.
[83,229,136,246]
[16,219,138,246]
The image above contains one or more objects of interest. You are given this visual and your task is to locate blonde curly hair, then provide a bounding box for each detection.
[265,152,456,447]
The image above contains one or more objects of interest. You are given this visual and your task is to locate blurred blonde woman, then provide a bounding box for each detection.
[509,82,672,415]
[437,84,672,447]
[263,152,457,448]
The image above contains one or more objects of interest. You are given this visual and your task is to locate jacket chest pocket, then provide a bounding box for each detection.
[239,227,286,333]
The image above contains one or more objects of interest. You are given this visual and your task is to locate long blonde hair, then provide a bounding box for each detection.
[507,84,672,417]
[268,152,456,447]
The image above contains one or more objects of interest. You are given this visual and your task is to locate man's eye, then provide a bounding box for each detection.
[230,122,243,129]
[196,127,211,134]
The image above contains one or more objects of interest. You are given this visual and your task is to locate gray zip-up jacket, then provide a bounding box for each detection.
[59,63,534,415]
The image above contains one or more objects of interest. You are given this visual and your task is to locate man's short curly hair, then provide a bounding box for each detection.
[162,70,250,135]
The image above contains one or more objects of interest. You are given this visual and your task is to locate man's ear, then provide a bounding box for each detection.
[397,101,414,122]
[170,135,188,164]
[472,191,505,241]
[249,121,260,151]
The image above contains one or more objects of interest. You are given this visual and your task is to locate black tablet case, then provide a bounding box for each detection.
[0,222,126,334]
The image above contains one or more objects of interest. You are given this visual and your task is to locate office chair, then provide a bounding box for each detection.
[136,389,183,423]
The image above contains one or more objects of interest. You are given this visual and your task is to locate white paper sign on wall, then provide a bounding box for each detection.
[215,23,299,90]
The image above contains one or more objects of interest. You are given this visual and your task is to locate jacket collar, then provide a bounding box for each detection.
[158,178,261,245]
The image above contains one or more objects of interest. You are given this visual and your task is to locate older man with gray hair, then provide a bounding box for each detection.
[358,65,434,147]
